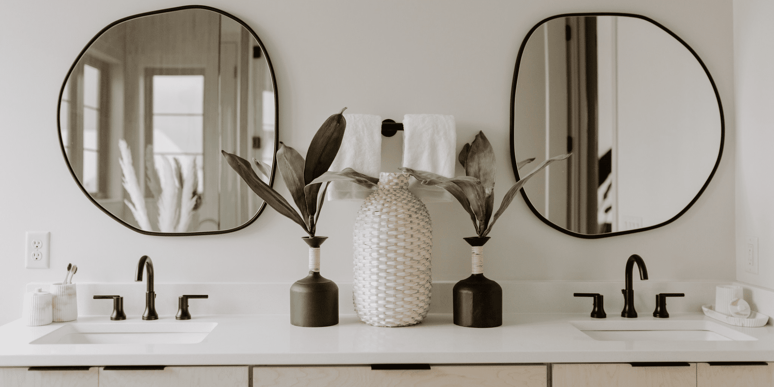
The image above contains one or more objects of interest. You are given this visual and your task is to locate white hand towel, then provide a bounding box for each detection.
[327,114,382,200]
[402,114,456,202]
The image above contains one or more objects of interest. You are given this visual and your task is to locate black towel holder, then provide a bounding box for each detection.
[381,119,404,137]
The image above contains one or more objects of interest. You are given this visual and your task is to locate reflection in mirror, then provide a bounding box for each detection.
[59,6,277,235]
[511,14,722,238]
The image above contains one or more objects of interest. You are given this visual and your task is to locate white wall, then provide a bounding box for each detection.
[0,0,736,325]
[616,16,722,230]
[734,0,774,288]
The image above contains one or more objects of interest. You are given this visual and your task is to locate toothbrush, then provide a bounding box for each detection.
[67,265,78,284]
[62,263,72,284]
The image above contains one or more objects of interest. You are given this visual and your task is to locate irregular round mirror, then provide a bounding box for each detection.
[510,13,723,238]
[58,6,277,235]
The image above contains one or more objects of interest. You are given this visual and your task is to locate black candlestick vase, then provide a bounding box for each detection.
[453,237,502,328]
[290,236,339,327]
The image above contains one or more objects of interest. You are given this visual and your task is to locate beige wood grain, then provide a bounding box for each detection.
[697,362,773,387]
[253,366,369,387]
[253,365,546,387]
[552,363,695,387]
[0,367,98,387]
[98,366,248,387]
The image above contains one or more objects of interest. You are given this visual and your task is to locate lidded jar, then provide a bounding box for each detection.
[352,172,433,327]
[23,288,53,326]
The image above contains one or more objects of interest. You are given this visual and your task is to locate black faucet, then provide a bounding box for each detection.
[621,254,648,318]
[136,255,158,320]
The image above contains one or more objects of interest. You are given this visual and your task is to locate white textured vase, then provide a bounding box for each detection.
[353,172,433,327]
[23,288,52,326]
[50,283,77,322]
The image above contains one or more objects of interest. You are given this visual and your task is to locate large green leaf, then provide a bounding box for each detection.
[252,157,272,179]
[276,143,310,229]
[401,168,482,235]
[302,182,322,225]
[311,182,330,235]
[483,153,571,236]
[482,188,494,233]
[304,108,348,218]
[303,107,348,183]
[222,150,310,234]
[458,143,470,169]
[309,168,379,189]
[307,168,377,232]
[465,131,496,192]
[462,132,498,233]
[450,177,487,232]
[516,157,536,171]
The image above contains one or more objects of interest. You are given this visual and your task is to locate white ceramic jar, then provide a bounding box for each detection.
[23,288,53,326]
[50,283,78,322]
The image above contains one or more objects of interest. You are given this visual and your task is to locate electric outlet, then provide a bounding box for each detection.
[25,231,49,269]
[745,237,759,275]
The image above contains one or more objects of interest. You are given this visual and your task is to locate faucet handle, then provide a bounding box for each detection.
[94,295,127,321]
[653,293,684,318]
[574,293,606,318]
[176,295,208,320]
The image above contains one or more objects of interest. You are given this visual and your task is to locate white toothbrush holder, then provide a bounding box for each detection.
[23,288,53,326]
[50,283,78,322]
[715,285,743,316]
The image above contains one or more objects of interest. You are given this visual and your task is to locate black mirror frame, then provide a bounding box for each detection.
[509,12,725,239]
[57,5,279,236]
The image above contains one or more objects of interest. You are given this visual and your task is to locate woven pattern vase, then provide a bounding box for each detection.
[353,172,433,327]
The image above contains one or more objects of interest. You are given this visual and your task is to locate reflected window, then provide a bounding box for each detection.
[60,79,71,155]
[82,64,101,194]
[145,71,205,194]
[60,58,109,197]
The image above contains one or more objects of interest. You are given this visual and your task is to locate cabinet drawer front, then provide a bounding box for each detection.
[697,362,773,387]
[253,365,546,387]
[99,366,248,387]
[0,367,98,387]
[553,363,696,387]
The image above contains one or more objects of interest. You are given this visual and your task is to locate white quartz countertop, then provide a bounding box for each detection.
[2,313,774,366]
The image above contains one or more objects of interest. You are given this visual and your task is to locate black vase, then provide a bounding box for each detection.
[453,237,502,328]
[289,236,339,327]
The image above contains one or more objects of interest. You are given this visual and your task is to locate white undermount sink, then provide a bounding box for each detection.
[571,320,757,342]
[30,322,217,345]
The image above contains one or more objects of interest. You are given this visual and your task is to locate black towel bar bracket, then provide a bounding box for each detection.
[381,119,404,137]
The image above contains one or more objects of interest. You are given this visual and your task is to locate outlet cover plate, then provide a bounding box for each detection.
[25,231,49,269]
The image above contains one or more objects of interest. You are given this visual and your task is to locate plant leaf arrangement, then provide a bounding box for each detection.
[119,140,200,232]
[401,131,570,237]
[221,108,347,237]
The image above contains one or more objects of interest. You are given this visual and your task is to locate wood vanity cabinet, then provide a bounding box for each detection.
[253,365,547,387]
[552,363,696,387]
[553,363,774,387]
[0,366,247,387]
[696,362,774,387]
[7,362,774,386]
[98,366,248,387]
[0,367,98,387]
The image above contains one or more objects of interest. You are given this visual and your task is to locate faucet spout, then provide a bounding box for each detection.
[622,254,648,318]
[135,255,158,320]
[136,255,154,293]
